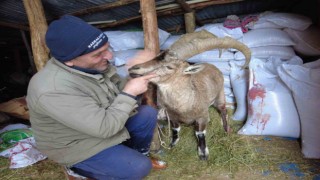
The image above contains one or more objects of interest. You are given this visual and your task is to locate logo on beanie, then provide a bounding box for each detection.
[88,33,107,49]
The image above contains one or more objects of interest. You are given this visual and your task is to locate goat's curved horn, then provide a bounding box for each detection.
[170,30,217,50]
[166,30,251,68]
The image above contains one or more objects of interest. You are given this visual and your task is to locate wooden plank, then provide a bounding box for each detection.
[23,0,49,71]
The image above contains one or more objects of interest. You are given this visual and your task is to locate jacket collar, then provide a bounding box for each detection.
[50,58,110,81]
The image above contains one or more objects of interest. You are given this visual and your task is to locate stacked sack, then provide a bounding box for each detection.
[231,11,313,124]
[231,11,312,130]
[233,12,320,159]
[231,11,312,121]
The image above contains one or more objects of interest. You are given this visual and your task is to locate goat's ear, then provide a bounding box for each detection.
[153,50,168,61]
[183,64,205,74]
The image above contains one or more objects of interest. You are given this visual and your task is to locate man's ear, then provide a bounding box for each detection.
[183,64,205,74]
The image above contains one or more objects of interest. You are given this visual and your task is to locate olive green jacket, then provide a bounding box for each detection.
[26,58,137,167]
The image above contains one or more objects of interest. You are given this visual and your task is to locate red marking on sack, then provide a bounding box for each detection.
[248,84,266,100]
[248,70,270,132]
[261,114,271,130]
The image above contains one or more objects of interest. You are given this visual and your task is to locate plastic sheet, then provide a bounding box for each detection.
[0,137,47,169]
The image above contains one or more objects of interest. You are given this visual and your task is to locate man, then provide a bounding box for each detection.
[26,15,166,180]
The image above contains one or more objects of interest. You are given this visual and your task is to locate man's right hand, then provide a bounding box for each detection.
[122,73,158,97]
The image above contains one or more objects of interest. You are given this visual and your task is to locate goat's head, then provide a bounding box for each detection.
[128,30,251,83]
[129,50,191,83]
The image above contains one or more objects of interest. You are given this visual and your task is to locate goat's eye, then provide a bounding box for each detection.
[165,66,173,70]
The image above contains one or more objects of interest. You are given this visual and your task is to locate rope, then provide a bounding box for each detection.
[157,109,172,149]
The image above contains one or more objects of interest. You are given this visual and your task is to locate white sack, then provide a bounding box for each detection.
[195,23,243,39]
[259,11,312,31]
[115,65,129,78]
[230,61,249,121]
[112,49,140,66]
[206,61,231,76]
[234,46,296,60]
[241,29,295,48]
[105,29,170,51]
[223,75,231,88]
[226,95,236,104]
[238,56,302,137]
[284,26,320,56]
[187,50,234,63]
[224,87,233,97]
[249,21,283,30]
[277,59,320,159]
[160,35,181,50]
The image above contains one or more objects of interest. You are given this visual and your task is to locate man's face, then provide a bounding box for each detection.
[70,43,113,72]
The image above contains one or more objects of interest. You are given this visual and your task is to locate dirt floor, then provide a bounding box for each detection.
[0,110,319,180]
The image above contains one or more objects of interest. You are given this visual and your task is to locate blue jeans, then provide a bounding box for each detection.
[71,105,158,180]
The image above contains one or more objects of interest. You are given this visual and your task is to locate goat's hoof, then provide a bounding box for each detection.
[224,126,232,133]
[226,126,232,133]
[199,155,208,161]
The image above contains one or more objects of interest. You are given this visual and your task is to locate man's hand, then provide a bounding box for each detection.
[122,73,158,97]
[126,50,156,69]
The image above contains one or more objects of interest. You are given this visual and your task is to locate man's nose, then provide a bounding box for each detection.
[102,49,113,60]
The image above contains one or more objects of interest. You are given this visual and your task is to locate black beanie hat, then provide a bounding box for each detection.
[45,15,108,62]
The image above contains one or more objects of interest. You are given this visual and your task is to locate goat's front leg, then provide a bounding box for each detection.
[195,119,209,160]
[170,121,180,148]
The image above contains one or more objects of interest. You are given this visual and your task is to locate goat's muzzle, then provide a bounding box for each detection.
[128,66,143,78]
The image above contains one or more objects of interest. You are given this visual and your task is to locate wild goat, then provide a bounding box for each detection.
[129,30,251,160]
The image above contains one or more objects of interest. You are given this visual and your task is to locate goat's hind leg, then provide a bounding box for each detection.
[195,119,209,160]
[170,121,180,148]
[214,90,230,132]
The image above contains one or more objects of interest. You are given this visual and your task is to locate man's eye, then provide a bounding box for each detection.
[94,53,102,57]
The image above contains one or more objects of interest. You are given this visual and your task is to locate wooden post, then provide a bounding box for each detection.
[140,0,160,53]
[185,11,196,33]
[23,0,49,71]
[140,0,161,152]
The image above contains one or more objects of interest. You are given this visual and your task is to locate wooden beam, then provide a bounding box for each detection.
[140,0,161,152]
[69,0,139,16]
[0,21,29,31]
[140,0,160,54]
[157,0,244,11]
[23,0,49,71]
[20,30,37,74]
[95,0,244,28]
[96,16,141,29]
[176,0,203,26]
[184,12,196,33]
